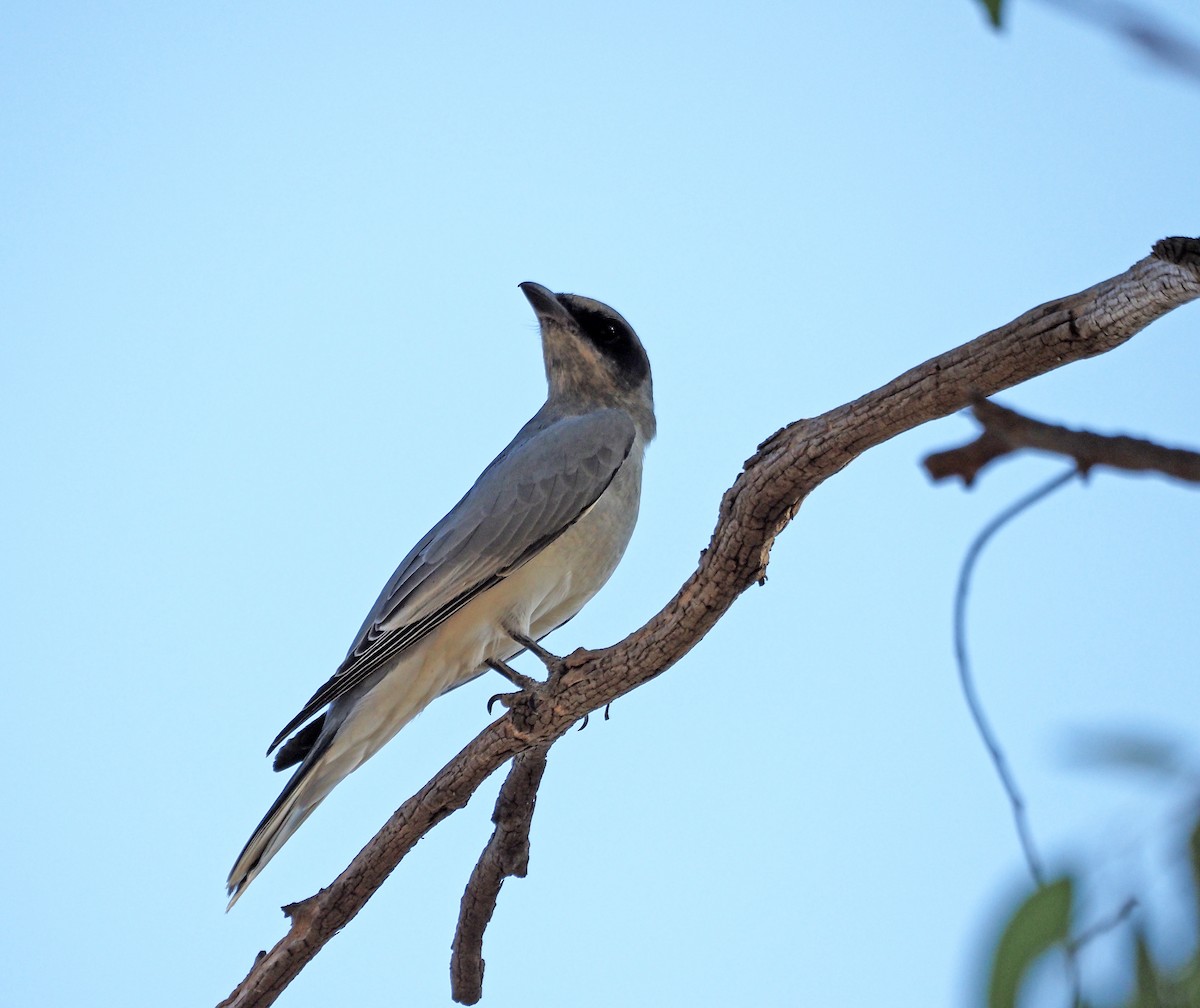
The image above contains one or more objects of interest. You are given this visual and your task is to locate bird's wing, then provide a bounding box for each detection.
[267,408,635,754]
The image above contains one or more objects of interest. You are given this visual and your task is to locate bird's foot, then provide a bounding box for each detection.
[485,631,584,722]
[485,656,542,716]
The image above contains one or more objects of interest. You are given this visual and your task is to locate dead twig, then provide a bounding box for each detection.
[450,744,551,1005]
[924,397,1200,486]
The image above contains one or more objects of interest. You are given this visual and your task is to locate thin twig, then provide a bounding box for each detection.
[951,467,1147,1001]
[953,468,1078,886]
[1068,896,1139,954]
[952,468,1082,1002]
[450,745,550,1005]
[1064,894,1140,1006]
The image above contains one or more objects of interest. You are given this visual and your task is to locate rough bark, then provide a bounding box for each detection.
[449,744,549,1004]
[219,237,1200,1008]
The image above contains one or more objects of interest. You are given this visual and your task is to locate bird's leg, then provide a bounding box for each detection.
[485,656,539,691]
[505,629,565,678]
[484,657,540,714]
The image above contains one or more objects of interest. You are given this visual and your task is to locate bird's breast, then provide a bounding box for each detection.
[495,441,644,641]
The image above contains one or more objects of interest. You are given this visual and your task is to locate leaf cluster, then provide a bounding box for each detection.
[989,817,1200,1007]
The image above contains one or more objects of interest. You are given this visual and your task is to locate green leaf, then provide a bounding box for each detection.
[1190,814,1200,915]
[1179,949,1200,1005]
[977,0,1004,29]
[988,877,1074,1008]
[1132,931,1163,1008]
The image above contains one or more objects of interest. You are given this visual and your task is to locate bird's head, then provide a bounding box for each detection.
[520,281,655,441]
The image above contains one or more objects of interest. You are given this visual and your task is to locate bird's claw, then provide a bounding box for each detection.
[484,657,543,718]
[487,691,520,715]
[575,702,613,731]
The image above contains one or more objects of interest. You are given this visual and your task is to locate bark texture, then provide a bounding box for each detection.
[450,744,549,1004]
[219,237,1200,1008]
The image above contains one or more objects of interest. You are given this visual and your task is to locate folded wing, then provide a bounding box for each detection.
[267,408,635,755]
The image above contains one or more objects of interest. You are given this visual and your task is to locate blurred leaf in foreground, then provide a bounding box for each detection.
[988,877,1073,1008]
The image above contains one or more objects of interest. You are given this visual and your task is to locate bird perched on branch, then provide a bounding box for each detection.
[227,282,655,907]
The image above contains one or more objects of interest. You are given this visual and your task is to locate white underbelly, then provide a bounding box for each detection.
[330,445,644,768]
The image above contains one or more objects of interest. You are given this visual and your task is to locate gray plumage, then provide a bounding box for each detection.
[227,282,654,907]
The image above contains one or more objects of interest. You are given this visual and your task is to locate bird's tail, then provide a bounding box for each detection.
[226,728,352,909]
[227,653,464,907]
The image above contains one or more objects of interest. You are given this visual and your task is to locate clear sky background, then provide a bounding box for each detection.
[3,3,1199,1006]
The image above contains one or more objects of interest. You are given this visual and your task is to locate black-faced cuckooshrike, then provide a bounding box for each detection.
[227,283,654,906]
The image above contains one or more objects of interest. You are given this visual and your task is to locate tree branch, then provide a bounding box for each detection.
[924,396,1200,485]
[219,236,1200,1008]
[450,743,550,1005]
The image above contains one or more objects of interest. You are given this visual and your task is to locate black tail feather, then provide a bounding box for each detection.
[271,714,326,771]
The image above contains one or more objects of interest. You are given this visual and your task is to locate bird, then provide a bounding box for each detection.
[226,282,655,907]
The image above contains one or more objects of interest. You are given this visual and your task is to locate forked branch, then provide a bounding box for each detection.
[220,236,1200,1008]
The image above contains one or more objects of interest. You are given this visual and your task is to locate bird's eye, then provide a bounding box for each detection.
[572,307,636,363]
[590,317,626,346]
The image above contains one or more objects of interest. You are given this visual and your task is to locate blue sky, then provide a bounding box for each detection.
[3,3,1199,1006]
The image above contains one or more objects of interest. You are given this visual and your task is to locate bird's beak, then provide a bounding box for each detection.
[519,281,574,327]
